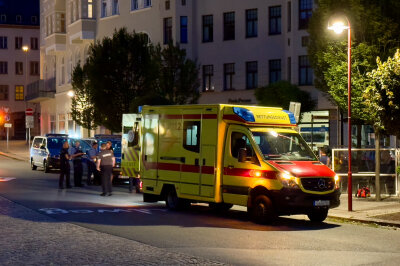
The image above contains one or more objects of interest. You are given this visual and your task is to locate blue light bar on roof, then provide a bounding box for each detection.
[233,107,255,122]
[138,106,143,113]
[283,110,297,124]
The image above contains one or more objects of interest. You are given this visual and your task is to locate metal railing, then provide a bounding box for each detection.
[25,78,56,101]
[332,148,398,196]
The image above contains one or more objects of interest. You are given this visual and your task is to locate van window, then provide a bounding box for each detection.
[231,132,255,159]
[32,138,43,148]
[47,138,65,150]
[183,121,200,153]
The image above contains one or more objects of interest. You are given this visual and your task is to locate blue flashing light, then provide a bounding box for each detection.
[138,106,143,113]
[233,107,255,122]
[283,110,297,124]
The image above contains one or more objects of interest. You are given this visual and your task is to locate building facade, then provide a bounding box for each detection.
[37,0,337,143]
[0,0,40,139]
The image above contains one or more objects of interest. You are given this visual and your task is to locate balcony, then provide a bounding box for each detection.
[26,78,56,103]
[68,19,96,44]
[44,33,66,54]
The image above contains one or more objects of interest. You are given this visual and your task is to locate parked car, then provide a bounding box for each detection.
[30,134,69,172]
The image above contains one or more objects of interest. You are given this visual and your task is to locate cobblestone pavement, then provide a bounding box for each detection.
[0,196,225,266]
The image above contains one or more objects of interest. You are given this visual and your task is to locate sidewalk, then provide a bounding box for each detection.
[1,141,400,227]
[0,140,30,161]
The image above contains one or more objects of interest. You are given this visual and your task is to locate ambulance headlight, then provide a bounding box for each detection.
[334,175,340,189]
[279,172,299,189]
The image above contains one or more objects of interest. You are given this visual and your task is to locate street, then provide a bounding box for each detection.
[1,156,400,265]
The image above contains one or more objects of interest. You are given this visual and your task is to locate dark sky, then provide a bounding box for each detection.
[0,0,39,26]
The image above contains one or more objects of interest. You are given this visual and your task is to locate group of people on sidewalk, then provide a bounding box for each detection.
[59,140,115,196]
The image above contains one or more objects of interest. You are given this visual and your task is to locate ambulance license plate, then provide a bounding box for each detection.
[313,200,330,207]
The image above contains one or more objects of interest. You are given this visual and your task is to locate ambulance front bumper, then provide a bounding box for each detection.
[270,188,341,215]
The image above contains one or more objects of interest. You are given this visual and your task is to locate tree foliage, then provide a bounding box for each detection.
[255,81,316,113]
[71,28,199,132]
[308,0,400,122]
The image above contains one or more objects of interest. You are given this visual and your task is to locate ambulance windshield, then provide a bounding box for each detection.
[251,130,317,161]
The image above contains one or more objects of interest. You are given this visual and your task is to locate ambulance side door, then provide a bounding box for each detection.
[222,125,261,206]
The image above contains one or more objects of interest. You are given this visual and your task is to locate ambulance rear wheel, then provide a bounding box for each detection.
[252,195,276,224]
[307,208,328,223]
[166,188,189,210]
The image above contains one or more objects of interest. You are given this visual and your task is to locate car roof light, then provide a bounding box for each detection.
[283,110,297,124]
[233,107,255,122]
[138,106,143,113]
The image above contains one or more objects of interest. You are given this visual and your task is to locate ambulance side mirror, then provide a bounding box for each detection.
[238,148,247,163]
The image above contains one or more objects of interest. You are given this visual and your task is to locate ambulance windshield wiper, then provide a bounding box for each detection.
[265,154,282,159]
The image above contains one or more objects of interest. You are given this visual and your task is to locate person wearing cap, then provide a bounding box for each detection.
[86,142,99,185]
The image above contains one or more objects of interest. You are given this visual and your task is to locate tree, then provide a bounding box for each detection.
[364,50,400,200]
[71,64,99,137]
[255,81,316,116]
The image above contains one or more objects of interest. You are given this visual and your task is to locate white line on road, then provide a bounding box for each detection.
[38,208,168,215]
[0,177,16,182]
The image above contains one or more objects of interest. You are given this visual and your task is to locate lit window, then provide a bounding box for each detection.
[15,85,24,101]
[88,0,93,18]
[202,65,214,91]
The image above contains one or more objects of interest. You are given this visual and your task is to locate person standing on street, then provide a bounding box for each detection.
[59,141,71,189]
[86,142,99,185]
[97,143,115,196]
[70,141,85,187]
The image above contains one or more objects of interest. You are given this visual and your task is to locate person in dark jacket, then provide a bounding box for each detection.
[59,141,71,189]
[70,141,85,187]
[97,143,115,196]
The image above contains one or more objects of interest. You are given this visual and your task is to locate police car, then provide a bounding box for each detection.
[94,135,122,178]
[30,134,69,172]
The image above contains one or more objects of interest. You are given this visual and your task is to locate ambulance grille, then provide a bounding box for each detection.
[301,178,334,192]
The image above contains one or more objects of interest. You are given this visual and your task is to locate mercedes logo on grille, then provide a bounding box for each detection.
[318,178,326,189]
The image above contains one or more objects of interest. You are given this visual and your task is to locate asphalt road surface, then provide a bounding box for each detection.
[1,156,400,265]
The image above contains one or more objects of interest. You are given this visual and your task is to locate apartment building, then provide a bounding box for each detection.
[0,0,40,139]
[36,0,337,144]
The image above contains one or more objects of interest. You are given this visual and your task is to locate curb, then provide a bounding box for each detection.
[0,151,27,162]
[328,215,400,228]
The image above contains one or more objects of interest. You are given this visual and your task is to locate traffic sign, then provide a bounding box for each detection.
[26,116,34,128]
[5,114,10,121]
[4,107,9,113]
[4,123,12,128]
[25,108,33,116]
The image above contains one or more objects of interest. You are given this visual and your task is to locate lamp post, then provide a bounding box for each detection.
[328,15,352,211]
[22,45,29,145]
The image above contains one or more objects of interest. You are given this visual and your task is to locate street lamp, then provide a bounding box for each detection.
[328,14,352,211]
[22,45,30,146]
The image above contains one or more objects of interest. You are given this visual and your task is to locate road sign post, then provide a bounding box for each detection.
[26,108,34,149]
[4,123,12,151]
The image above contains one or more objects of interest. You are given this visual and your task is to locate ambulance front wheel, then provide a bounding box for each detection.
[307,208,328,223]
[251,195,276,224]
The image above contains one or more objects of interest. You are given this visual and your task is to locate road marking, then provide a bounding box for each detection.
[0,177,16,182]
[38,207,167,215]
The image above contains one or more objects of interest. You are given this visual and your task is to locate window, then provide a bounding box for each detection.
[180,16,188,43]
[131,0,138,10]
[31,37,39,50]
[16,15,22,23]
[165,0,170,10]
[269,6,281,35]
[31,16,38,24]
[299,55,313,85]
[231,132,255,159]
[0,36,7,49]
[0,14,6,22]
[59,13,66,32]
[163,17,172,44]
[75,0,79,20]
[59,114,66,134]
[301,36,309,47]
[224,63,235,90]
[0,61,8,74]
[112,0,119,15]
[246,9,257,38]
[299,0,313,29]
[50,115,56,133]
[223,12,235,41]
[144,0,152,7]
[183,121,200,153]
[246,61,258,89]
[15,85,24,101]
[15,62,23,75]
[202,15,213,43]
[287,1,291,32]
[30,61,39,76]
[88,0,93,18]
[101,0,108,17]
[61,57,65,84]
[202,65,214,91]
[0,85,8,100]
[181,0,186,6]
[269,59,281,84]
[15,37,23,49]
[287,57,291,82]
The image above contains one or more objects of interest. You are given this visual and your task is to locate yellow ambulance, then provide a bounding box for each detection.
[134,104,340,223]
